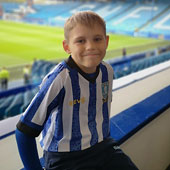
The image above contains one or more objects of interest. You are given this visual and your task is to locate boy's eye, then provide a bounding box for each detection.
[76,39,85,43]
[94,37,103,42]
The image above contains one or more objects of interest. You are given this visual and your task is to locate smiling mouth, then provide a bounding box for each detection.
[84,53,99,57]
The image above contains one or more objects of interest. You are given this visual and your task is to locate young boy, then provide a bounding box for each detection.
[16,11,138,170]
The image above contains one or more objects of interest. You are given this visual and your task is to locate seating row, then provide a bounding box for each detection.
[31,52,170,82]
[113,52,170,79]
[0,87,38,121]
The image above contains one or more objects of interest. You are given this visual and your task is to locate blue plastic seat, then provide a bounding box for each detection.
[0,96,14,120]
[5,93,24,118]
[20,90,35,113]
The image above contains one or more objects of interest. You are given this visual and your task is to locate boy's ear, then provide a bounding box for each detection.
[63,40,71,54]
[106,35,109,49]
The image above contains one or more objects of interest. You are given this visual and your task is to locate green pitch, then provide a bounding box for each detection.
[0,20,169,67]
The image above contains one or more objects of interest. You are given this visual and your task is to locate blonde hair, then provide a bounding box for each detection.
[64,11,106,41]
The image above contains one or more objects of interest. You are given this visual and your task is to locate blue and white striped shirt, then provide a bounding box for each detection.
[17,56,113,152]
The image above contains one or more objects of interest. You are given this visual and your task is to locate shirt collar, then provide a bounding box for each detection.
[65,55,100,83]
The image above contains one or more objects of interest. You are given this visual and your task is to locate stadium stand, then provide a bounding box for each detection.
[0,84,38,120]
[95,2,134,22]
[108,50,170,79]
[24,2,82,25]
[1,0,170,39]
[139,8,170,39]
[1,2,20,13]
[107,1,170,35]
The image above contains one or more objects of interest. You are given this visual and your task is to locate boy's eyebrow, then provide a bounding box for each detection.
[95,34,104,36]
[74,36,85,40]
[74,34,104,40]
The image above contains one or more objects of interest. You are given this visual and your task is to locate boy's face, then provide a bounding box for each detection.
[63,23,109,73]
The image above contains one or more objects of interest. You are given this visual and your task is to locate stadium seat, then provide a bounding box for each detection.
[5,93,24,118]
[20,90,35,113]
[0,98,4,106]
[31,60,57,84]
[20,86,39,112]
[0,96,14,120]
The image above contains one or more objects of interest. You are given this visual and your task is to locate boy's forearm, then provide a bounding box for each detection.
[15,128,43,170]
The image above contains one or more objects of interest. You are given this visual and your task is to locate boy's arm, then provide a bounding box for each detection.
[15,128,43,170]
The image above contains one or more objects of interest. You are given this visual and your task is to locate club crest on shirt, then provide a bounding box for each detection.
[102,81,109,103]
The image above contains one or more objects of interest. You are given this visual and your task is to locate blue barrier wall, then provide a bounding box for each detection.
[0,84,38,99]
[110,85,170,145]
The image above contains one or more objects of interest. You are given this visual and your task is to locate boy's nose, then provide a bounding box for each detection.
[86,41,95,50]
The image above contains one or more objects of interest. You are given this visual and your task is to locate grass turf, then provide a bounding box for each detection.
[0,20,169,67]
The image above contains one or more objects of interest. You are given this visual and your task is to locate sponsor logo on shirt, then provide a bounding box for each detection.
[69,97,85,106]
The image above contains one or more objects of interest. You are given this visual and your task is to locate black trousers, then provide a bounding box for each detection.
[1,78,8,90]
[43,138,139,170]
